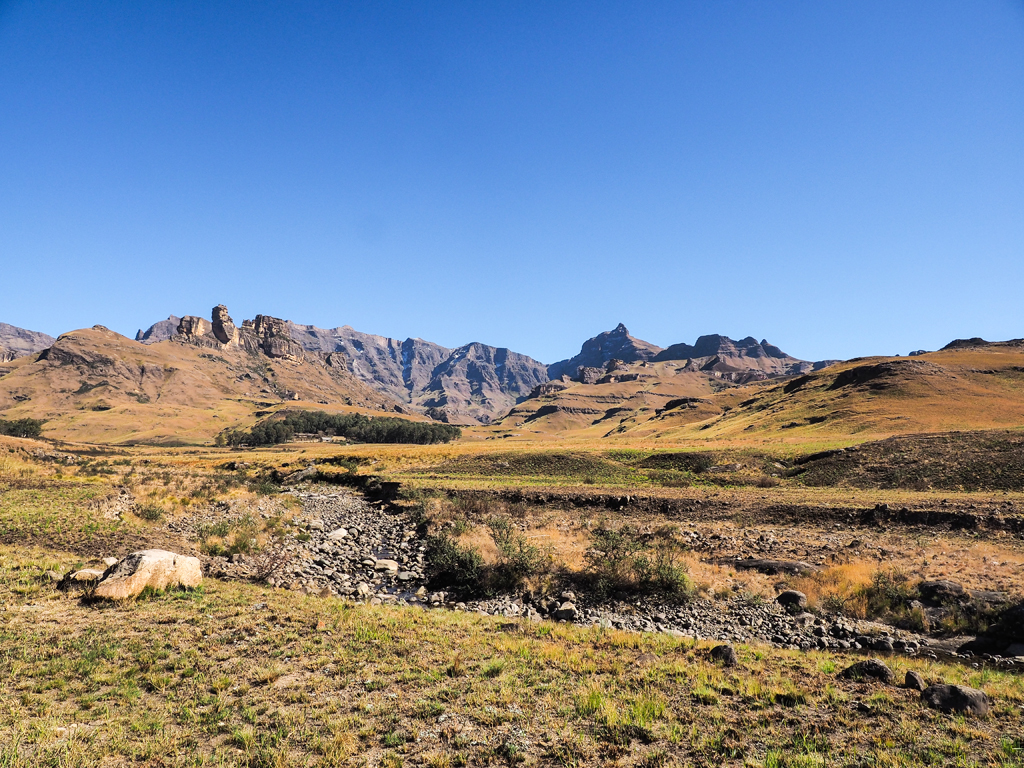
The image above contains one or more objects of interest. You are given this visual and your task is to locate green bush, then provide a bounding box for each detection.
[424,534,484,590]
[136,504,164,521]
[487,517,548,591]
[585,525,692,602]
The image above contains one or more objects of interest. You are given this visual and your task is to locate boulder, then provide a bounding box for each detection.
[62,568,106,588]
[733,559,817,576]
[905,671,927,691]
[554,602,578,621]
[710,644,738,667]
[327,528,348,540]
[92,550,202,600]
[839,659,894,684]
[1004,642,1024,657]
[374,559,400,572]
[921,684,991,716]
[919,579,966,602]
[776,590,808,611]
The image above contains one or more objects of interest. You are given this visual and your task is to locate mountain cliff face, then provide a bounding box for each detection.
[547,324,663,380]
[286,324,548,424]
[135,316,181,344]
[0,322,56,362]
[132,313,835,425]
[0,309,402,444]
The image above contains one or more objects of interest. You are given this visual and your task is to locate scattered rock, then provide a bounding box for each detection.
[777,590,808,611]
[62,569,106,588]
[921,684,991,716]
[554,602,578,621]
[92,550,202,600]
[732,558,817,575]
[710,644,738,667]
[840,659,894,684]
[102,557,118,567]
[919,580,966,602]
[905,671,927,691]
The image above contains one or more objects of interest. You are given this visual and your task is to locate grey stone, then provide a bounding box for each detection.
[710,644,738,667]
[905,671,927,691]
[840,659,894,684]
[554,602,578,621]
[776,590,808,610]
[919,580,966,602]
[921,684,991,716]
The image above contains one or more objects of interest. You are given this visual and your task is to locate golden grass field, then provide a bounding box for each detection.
[4,340,1024,765]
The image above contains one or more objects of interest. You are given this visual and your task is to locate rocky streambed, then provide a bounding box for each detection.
[199,489,1022,666]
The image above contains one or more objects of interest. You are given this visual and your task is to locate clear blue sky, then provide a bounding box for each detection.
[1,1,1022,364]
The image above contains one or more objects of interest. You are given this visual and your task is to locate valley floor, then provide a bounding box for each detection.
[1,436,1024,766]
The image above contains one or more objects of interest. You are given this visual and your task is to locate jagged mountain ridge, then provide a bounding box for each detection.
[135,316,181,344]
[0,322,56,363]
[547,323,662,380]
[286,323,549,424]
[549,324,832,384]
[135,315,834,424]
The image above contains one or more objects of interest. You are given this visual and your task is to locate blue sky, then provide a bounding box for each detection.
[1,1,1022,364]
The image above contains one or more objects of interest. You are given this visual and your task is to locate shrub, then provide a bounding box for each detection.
[222,410,461,447]
[424,534,484,591]
[487,517,548,591]
[136,504,164,521]
[584,525,692,601]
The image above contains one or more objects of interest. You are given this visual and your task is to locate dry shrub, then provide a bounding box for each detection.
[787,562,876,617]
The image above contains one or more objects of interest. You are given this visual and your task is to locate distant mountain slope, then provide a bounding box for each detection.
[0,322,55,361]
[547,324,662,380]
[496,359,721,436]
[650,345,1024,441]
[135,316,181,344]
[547,325,832,385]
[0,308,403,444]
[492,345,1024,441]
[287,323,548,424]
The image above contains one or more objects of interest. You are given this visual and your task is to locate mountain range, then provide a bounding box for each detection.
[0,305,840,440]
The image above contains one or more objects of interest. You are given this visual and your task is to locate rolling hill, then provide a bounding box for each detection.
[0,309,405,444]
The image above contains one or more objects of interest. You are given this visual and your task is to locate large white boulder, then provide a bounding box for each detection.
[93,549,202,600]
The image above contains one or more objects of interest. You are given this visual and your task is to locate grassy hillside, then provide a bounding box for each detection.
[488,346,1024,447]
[0,327,406,445]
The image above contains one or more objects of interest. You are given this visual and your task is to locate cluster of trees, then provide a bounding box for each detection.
[0,418,45,438]
[219,410,461,447]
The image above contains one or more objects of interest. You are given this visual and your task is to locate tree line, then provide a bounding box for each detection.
[219,410,461,447]
[0,418,45,438]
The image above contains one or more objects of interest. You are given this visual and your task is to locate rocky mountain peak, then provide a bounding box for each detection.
[212,305,239,346]
[547,324,663,380]
[135,316,181,344]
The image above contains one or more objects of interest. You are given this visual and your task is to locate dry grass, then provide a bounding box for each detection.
[2,544,1023,768]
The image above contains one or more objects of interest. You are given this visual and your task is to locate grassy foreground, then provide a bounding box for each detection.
[1,548,1023,768]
